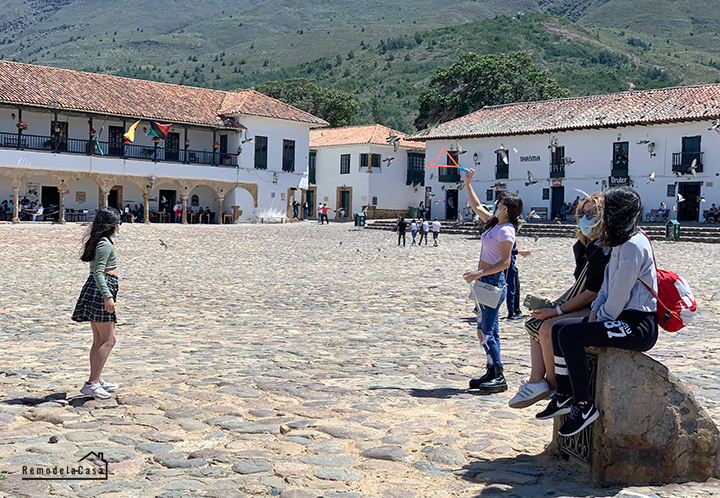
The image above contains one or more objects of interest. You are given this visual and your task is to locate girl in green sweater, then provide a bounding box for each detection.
[72,207,122,399]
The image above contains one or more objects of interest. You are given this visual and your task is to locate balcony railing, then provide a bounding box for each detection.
[672,152,703,173]
[0,131,237,166]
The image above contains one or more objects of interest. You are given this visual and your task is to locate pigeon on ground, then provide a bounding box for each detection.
[382,156,395,167]
[525,170,538,186]
[241,130,253,144]
[553,217,562,224]
[647,172,655,184]
[534,236,539,242]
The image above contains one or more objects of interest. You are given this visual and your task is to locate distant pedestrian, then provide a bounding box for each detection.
[420,219,429,245]
[432,217,441,246]
[72,207,122,400]
[302,201,309,220]
[397,217,407,246]
[292,200,300,220]
[317,202,323,223]
[419,201,425,220]
[571,196,580,211]
[319,203,334,224]
[173,201,182,223]
[410,219,418,245]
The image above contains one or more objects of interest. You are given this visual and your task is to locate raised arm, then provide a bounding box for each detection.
[462,169,492,222]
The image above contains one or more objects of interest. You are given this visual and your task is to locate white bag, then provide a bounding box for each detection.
[468,280,505,309]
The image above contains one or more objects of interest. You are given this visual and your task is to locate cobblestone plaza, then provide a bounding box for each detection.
[1,223,718,497]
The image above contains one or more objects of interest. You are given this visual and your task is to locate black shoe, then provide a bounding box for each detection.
[469,364,493,389]
[558,401,599,436]
[477,367,508,393]
[535,393,573,420]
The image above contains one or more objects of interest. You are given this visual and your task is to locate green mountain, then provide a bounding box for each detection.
[2,1,720,132]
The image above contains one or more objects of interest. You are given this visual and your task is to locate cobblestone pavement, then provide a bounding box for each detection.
[0,222,718,498]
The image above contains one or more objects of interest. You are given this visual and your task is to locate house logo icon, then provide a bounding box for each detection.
[21,451,108,480]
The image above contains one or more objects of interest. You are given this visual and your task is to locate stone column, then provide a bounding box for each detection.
[180,195,188,225]
[58,189,67,224]
[217,196,224,224]
[143,193,150,224]
[12,186,19,223]
[100,190,109,209]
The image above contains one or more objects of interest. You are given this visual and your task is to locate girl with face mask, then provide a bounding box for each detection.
[508,192,611,410]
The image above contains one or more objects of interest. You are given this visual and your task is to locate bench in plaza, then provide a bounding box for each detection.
[549,348,720,486]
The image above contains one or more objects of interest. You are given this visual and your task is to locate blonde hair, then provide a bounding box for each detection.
[575,192,604,246]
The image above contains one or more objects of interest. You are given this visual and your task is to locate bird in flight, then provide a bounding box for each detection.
[527,209,540,219]
[241,130,254,144]
[562,157,575,165]
[491,181,505,189]
[387,130,400,152]
[455,141,467,155]
[647,172,655,184]
[494,145,508,165]
[697,194,707,203]
[159,239,168,249]
[382,156,395,167]
[525,170,538,186]
[597,115,606,125]
[709,119,720,134]
[636,139,650,145]
[548,136,558,153]
[688,158,698,177]
[677,193,685,203]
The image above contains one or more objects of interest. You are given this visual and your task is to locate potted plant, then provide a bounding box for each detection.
[212,141,220,149]
[237,146,242,154]
[89,128,96,136]
[152,136,160,143]
[185,139,190,148]
[16,121,28,131]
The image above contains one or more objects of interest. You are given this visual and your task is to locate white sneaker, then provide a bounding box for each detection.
[508,379,551,409]
[80,382,112,399]
[99,379,118,392]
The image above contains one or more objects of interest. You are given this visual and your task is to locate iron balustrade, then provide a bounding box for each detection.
[0,131,237,166]
[672,152,703,173]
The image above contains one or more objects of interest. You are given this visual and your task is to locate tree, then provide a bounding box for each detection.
[415,52,569,129]
[253,78,359,127]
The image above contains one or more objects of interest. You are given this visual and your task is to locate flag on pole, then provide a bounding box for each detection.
[123,120,140,144]
[146,122,171,140]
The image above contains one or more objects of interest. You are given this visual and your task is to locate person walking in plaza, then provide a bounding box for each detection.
[420,219,430,245]
[292,200,300,220]
[462,168,523,393]
[302,201,309,221]
[173,201,182,223]
[538,187,658,436]
[509,192,610,409]
[432,217,441,247]
[419,201,425,221]
[72,207,123,399]
[396,217,407,246]
[318,203,334,224]
[317,202,323,223]
[410,219,418,245]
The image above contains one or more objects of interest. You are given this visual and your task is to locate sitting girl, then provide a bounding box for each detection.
[509,192,611,409]
[539,186,658,436]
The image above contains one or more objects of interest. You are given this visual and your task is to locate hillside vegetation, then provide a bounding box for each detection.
[1,1,720,131]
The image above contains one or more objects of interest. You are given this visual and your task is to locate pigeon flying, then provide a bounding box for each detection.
[647,172,655,184]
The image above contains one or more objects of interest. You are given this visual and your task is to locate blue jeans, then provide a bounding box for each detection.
[476,271,507,368]
[411,230,417,244]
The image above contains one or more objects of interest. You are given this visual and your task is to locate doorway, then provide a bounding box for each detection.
[166,132,180,161]
[305,189,316,219]
[108,186,123,211]
[108,126,124,156]
[41,186,59,221]
[158,189,176,216]
[551,186,565,220]
[678,183,701,222]
[445,189,458,221]
[336,187,352,219]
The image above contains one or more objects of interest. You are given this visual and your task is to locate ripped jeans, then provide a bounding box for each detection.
[476,271,507,368]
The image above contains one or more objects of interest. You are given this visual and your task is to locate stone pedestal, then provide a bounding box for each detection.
[552,348,720,486]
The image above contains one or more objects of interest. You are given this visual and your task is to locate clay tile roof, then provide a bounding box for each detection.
[0,60,326,128]
[409,83,720,141]
[220,90,328,126]
[310,124,425,149]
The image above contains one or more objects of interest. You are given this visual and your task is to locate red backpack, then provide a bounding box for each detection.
[640,232,697,332]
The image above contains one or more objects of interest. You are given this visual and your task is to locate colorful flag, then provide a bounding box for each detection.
[146,122,171,140]
[123,121,140,144]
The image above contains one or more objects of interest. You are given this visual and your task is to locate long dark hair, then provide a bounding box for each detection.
[80,207,121,262]
[600,186,642,247]
[483,191,524,233]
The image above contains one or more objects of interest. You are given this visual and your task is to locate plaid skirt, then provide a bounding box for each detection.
[71,273,118,323]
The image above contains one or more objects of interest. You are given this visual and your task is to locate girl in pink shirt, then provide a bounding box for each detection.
[462,169,523,393]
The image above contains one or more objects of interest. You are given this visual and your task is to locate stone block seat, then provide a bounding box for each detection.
[549,348,720,486]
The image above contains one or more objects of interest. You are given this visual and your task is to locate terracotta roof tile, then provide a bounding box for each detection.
[310,124,425,149]
[0,60,327,128]
[410,84,720,140]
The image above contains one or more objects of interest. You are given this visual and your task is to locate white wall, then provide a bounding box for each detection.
[423,121,720,222]
[314,143,424,219]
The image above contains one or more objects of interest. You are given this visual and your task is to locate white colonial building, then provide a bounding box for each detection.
[0,60,327,223]
[309,125,426,220]
[411,84,720,223]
